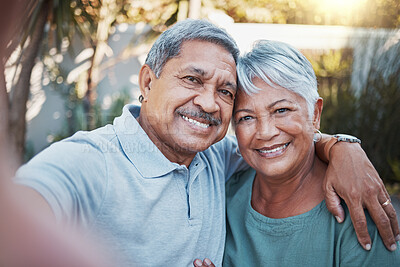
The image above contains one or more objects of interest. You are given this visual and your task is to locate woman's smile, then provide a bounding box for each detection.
[255,142,290,158]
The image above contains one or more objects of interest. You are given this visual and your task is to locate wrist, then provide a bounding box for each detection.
[324,134,362,161]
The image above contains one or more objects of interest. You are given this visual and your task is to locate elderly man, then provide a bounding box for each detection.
[7,19,399,266]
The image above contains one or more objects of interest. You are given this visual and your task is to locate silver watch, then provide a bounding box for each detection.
[333,134,361,144]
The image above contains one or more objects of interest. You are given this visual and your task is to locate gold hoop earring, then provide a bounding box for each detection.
[313,129,322,142]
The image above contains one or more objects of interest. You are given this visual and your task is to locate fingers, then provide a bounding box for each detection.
[379,192,400,243]
[366,198,397,251]
[324,184,345,223]
[193,259,204,267]
[383,202,400,242]
[193,258,215,267]
[345,182,399,251]
[324,141,400,251]
[376,192,400,248]
[366,171,400,250]
[346,202,372,250]
[383,203,400,243]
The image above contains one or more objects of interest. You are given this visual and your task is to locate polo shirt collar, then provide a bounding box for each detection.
[113,104,179,178]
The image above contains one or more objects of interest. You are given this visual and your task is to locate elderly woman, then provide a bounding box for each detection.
[220,40,400,266]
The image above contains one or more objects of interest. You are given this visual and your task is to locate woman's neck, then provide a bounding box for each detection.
[251,153,327,219]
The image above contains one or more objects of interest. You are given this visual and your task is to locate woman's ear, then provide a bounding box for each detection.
[313,97,323,129]
[138,64,155,103]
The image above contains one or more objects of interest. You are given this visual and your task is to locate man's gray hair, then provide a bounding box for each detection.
[145,19,240,78]
[237,40,319,118]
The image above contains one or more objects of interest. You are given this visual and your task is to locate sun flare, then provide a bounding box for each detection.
[319,0,365,11]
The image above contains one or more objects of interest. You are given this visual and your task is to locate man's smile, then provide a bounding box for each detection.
[181,115,210,128]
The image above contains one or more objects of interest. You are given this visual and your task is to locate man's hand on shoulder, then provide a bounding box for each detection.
[322,138,400,252]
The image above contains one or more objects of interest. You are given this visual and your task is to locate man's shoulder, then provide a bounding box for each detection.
[69,123,116,143]
[18,125,118,176]
[207,135,237,152]
[53,124,121,155]
[197,135,238,166]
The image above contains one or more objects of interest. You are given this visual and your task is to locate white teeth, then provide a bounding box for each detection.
[258,143,288,153]
[182,115,210,129]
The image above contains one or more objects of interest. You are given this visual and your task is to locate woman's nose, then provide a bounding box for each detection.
[255,116,280,140]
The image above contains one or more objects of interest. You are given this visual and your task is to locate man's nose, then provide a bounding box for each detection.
[193,88,219,114]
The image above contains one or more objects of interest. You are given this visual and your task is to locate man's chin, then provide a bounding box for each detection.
[172,138,216,153]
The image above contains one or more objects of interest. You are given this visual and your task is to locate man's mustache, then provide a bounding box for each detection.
[176,107,222,126]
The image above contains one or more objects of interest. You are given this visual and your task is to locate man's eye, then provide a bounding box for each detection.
[219,89,233,98]
[184,76,200,83]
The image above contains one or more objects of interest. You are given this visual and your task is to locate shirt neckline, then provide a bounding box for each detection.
[113,104,179,178]
[243,168,326,236]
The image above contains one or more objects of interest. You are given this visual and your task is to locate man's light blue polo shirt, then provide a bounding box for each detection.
[15,105,246,266]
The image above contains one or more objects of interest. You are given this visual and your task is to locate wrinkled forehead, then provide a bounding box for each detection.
[179,40,237,71]
[178,39,236,60]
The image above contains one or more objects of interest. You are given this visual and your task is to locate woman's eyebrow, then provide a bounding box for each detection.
[268,99,292,108]
[233,99,295,115]
[233,108,253,116]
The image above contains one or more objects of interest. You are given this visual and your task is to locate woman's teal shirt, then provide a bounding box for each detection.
[223,168,400,267]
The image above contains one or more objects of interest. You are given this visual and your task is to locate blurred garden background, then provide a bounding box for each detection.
[2,0,400,193]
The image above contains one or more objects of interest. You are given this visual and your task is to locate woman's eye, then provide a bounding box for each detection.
[276,108,289,114]
[238,115,252,122]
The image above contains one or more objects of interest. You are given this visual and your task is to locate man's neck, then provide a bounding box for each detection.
[137,114,196,168]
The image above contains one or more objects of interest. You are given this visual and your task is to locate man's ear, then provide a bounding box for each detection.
[138,64,155,102]
[313,97,323,129]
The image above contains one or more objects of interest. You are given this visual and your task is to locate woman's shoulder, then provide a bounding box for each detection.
[226,168,255,189]
[226,168,255,200]
[335,201,400,265]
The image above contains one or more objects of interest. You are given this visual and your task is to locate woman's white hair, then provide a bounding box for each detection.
[237,40,319,118]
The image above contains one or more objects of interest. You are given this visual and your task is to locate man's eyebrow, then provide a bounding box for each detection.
[225,81,237,91]
[184,66,237,90]
[185,66,206,76]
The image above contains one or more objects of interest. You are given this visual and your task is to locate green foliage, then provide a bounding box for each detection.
[42,0,181,135]
[355,64,400,184]
[306,43,400,186]
[102,89,132,125]
[52,86,133,142]
[307,49,358,133]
